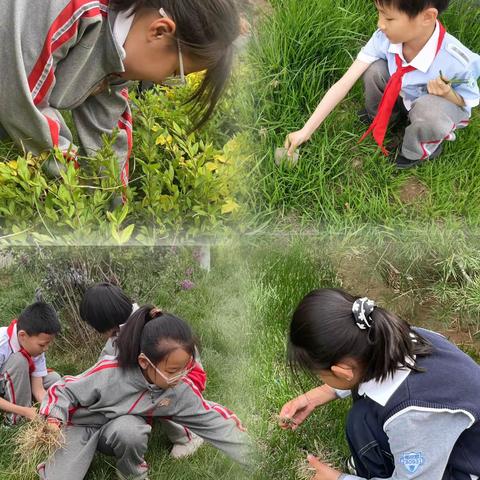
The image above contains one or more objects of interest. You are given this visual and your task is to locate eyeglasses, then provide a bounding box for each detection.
[159,8,186,87]
[141,354,194,385]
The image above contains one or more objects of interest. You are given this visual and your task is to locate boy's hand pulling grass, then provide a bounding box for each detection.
[24,406,39,421]
[284,129,311,157]
[307,454,342,480]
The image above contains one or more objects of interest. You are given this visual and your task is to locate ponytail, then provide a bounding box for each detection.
[288,289,432,383]
[116,305,196,369]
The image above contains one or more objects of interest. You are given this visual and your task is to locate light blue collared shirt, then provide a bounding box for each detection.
[357,21,480,115]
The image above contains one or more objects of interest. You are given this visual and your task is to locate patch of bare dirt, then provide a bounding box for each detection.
[332,251,480,357]
[398,177,429,204]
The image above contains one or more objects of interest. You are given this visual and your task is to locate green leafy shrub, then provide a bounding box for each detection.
[0,72,253,244]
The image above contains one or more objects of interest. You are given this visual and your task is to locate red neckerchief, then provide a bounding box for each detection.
[359,22,446,155]
[7,319,35,374]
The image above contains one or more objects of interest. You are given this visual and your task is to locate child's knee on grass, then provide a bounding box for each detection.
[102,416,151,453]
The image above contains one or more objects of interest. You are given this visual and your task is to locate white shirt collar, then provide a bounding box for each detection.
[113,8,135,59]
[358,357,415,406]
[388,21,440,73]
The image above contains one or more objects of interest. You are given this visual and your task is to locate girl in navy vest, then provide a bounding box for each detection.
[278,288,480,480]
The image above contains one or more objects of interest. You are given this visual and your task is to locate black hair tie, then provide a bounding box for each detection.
[352,297,375,330]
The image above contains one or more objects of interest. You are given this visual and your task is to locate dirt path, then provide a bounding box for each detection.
[331,249,480,357]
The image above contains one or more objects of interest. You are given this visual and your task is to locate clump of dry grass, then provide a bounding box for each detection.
[295,440,338,480]
[13,416,64,480]
[274,413,298,429]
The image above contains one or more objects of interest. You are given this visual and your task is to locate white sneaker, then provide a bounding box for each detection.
[347,456,357,475]
[170,434,204,459]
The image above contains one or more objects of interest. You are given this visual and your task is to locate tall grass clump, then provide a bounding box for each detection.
[245,240,351,479]
[246,0,480,228]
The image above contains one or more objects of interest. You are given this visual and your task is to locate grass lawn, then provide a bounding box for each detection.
[246,0,480,229]
[0,246,252,480]
[245,233,480,478]
[0,232,479,479]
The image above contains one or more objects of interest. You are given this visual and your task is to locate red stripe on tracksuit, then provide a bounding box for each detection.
[182,377,244,431]
[419,121,463,160]
[27,0,108,146]
[118,89,132,189]
[45,116,60,147]
[41,360,118,417]
[127,390,148,414]
[67,406,80,425]
[4,372,17,424]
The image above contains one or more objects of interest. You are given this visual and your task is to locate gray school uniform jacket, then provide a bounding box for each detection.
[39,357,250,466]
[0,0,131,185]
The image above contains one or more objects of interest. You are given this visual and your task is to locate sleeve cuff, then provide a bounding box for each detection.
[463,97,480,108]
[46,406,68,424]
[334,389,352,399]
[31,370,48,378]
[357,51,379,64]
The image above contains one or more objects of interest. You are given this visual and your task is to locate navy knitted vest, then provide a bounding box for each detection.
[354,328,480,477]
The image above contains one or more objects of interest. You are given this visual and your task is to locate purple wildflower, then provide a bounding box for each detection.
[180,279,195,290]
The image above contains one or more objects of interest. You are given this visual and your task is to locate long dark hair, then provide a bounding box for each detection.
[110,0,240,128]
[288,288,433,383]
[116,304,196,369]
[79,283,133,333]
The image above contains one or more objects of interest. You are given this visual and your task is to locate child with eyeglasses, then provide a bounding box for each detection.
[79,282,206,459]
[0,0,240,187]
[278,288,480,480]
[38,305,251,480]
[284,0,480,169]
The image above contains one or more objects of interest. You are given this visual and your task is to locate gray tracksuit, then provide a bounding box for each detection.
[363,60,471,160]
[99,332,204,447]
[0,352,60,425]
[0,0,131,184]
[38,357,251,480]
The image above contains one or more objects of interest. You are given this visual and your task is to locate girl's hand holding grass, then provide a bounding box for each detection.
[278,393,316,430]
[279,384,339,431]
[307,454,342,480]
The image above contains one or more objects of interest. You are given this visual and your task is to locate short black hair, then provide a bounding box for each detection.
[17,302,61,336]
[79,283,133,334]
[375,0,449,17]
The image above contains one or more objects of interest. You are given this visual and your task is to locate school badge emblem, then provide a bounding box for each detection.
[156,398,171,408]
[400,452,425,474]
